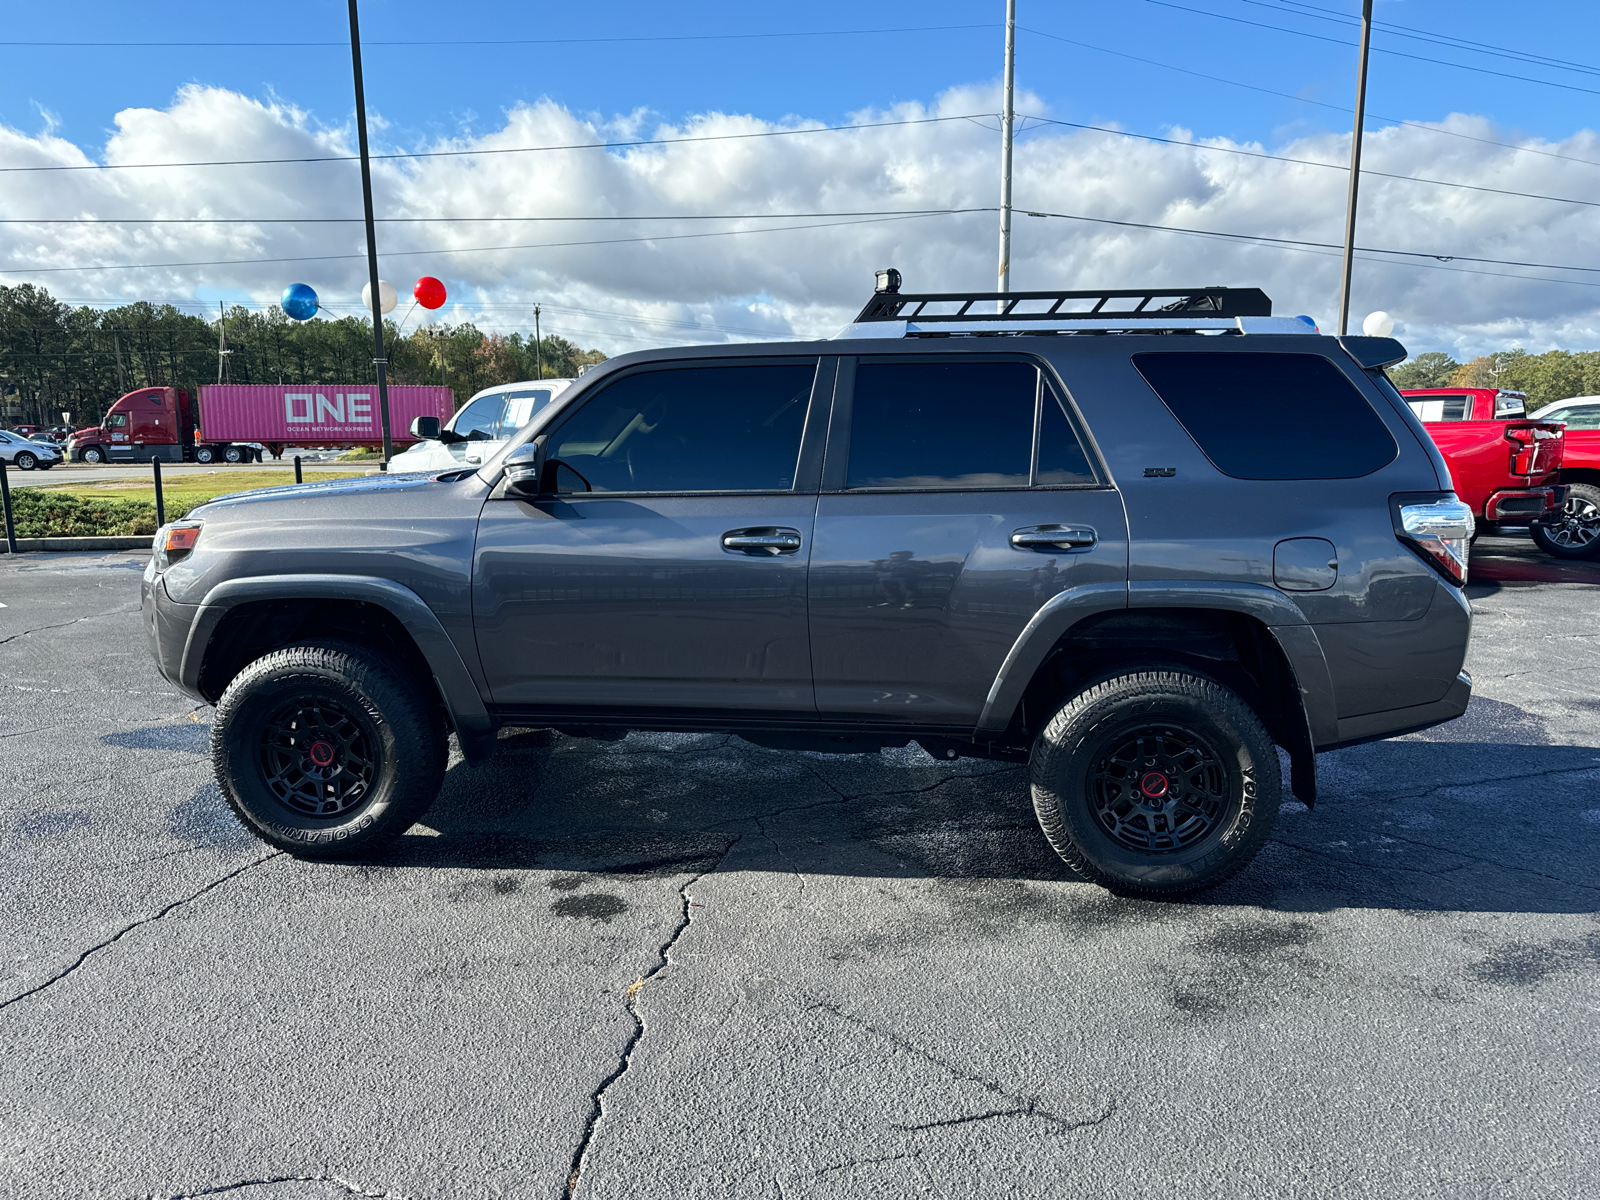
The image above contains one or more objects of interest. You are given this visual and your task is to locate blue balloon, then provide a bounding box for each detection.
[281,283,319,321]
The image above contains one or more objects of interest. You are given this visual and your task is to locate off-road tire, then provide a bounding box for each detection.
[1030,670,1280,897]
[1531,483,1600,560]
[212,640,445,858]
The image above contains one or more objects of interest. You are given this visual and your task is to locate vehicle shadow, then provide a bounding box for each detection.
[374,693,1599,916]
[1468,532,1600,596]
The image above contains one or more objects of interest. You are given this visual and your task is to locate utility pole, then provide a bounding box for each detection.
[347,0,394,466]
[534,305,543,380]
[1337,0,1374,336]
[996,0,1017,307]
[216,300,230,384]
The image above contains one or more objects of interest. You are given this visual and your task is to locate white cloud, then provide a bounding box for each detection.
[2,82,1598,358]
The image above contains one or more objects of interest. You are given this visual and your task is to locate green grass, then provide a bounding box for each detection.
[12,470,366,538]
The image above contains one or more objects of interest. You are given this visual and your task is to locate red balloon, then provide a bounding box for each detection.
[413,276,447,309]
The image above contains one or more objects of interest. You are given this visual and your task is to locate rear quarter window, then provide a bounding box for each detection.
[1133,352,1398,480]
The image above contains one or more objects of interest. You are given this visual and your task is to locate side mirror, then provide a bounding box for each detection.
[502,439,545,497]
[409,416,441,440]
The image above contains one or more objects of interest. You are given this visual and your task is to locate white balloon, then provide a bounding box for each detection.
[1362,310,1395,338]
[362,279,398,314]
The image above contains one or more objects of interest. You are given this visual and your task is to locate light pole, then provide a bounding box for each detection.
[347,0,394,467]
[996,0,1017,306]
[1337,0,1375,336]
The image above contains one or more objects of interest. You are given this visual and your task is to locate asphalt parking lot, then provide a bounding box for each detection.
[1,536,1596,1199]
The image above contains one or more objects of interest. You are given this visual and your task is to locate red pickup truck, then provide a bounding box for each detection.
[1524,395,1600,558]
[1401,386,1567,543]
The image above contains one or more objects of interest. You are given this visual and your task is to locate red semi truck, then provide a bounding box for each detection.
[68,384,455,464]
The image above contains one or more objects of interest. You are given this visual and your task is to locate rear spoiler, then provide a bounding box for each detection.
[1340,336,1407,369]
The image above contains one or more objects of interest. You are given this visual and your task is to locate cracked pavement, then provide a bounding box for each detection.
[1,537,1597,1199]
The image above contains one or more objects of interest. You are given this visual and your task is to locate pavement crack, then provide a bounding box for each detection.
[153,1173,410,1198]
[0,609,135,648]
[804,997,1115,1134]
[754,814,805,902]
[0,851,282,1014]
[562,836,742,1198]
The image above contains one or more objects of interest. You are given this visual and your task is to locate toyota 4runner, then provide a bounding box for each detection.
[141,281,1475,896]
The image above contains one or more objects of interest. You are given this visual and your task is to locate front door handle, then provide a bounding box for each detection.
[1010,525,1097,552]
[722,527,804,555]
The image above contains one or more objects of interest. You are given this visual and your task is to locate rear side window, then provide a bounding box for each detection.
[1405,394,1472,422]
[551,362,813,493]
[845,360,1095,489]
[1133,352,1398,480]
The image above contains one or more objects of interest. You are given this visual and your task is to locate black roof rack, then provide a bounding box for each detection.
[853,285,1273,324]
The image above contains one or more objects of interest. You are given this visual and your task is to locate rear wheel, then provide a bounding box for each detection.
[1531,483,1600,560]
[1030,669,1280,897]
[223,445,244,464]
[194,446,216,464]
[212,640,446,858]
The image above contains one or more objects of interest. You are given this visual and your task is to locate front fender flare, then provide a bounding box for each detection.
[181,573,494,763]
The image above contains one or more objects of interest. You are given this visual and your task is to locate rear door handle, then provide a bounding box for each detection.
[722,527,804,555]
[1010,525,1097,552]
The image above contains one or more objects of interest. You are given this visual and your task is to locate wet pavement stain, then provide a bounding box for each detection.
[551,893,629,924]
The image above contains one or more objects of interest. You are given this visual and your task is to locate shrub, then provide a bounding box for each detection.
[7,489,201,538]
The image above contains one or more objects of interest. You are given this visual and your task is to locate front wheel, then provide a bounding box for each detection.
[1531,483,1600,560]
[212,641,446,858]
[1030,670,1280,897]
[14,452,37,470]
[81,446,107,464]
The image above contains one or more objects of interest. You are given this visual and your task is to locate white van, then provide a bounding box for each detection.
[390,378,575,473]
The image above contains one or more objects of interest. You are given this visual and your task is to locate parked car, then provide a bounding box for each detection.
[389,378,575,474]
[1400,387,1566,541]
[0,428,62,470]
[142,280,1475,897]
[1526,396,1600,558]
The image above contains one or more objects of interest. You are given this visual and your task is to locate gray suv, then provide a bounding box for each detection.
[141,281,1475,896]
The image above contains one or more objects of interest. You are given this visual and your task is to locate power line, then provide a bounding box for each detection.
[0,23,993,49]
[1021,26,1600,170]
[0,113,986,174]
[1143,0,1600,98]
[0,210,983,275]
[0,208,991,224]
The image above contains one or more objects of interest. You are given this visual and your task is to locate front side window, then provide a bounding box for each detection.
[1134,352,1398,480]
[452,394,507,440]
[105,413,128,428]
[549,362,814,493]
[844,360,1095,490]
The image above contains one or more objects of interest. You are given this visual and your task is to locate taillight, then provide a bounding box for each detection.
[1505,425,1561,476]
[1392,494,1473,586]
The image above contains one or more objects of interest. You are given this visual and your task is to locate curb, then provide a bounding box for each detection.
[0,535,153,553]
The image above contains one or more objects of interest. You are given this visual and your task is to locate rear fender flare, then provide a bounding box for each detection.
[182,574,494,762]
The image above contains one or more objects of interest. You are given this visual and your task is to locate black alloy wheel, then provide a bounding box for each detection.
[1031,669,1280,896]
[212,640,446,857]
[1531,483,1600,560]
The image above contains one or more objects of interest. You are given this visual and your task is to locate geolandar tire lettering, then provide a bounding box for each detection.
[1029,669,1280,897]
[212,640,446,859]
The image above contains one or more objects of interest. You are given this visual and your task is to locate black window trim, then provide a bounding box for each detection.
[534,355,831,498]
[820,352,1109,495]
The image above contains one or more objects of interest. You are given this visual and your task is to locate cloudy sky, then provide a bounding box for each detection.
[2,0,1598,358]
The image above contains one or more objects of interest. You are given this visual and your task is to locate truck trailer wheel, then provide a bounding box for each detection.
[194,446,216,464]
[81,446,106,464]
[1029,669,1280,897]
[212,640,446,859]
[1531,483,1600,560]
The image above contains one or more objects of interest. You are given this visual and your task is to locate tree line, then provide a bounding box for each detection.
[0,283,606,427]
[1389,349,1600,407]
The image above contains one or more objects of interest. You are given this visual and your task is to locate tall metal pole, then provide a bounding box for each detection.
[534,305,543,380]
[996,0,1017,306]
[347,0,394,467]
[1337,0,1374,336]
